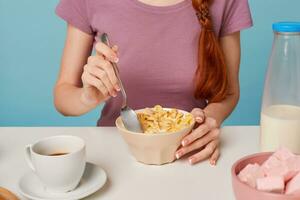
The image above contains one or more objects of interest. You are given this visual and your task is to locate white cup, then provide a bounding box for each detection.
[25,135,86,193]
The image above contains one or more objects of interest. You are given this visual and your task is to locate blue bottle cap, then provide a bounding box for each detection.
[273,22,300,32]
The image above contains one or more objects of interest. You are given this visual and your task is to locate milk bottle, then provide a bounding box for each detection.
[260,22,300,153]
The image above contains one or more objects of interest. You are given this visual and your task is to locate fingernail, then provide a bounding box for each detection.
[182,140,188,146]
[189,158,194,165]
[113,57,119,63]
[176,153,180,159]
[196,117,203,122]
[210,160,216,166]
[115,85,121,91]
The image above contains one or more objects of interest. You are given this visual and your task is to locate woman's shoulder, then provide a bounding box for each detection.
[214,0,252,36]
[212,0,249,8]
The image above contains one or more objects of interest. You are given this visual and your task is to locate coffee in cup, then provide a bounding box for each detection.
[48,152,69,156]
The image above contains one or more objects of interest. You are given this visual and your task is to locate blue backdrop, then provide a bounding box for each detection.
[0,0,299,126]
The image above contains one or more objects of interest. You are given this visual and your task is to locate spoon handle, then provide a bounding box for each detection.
[101,33,127,108]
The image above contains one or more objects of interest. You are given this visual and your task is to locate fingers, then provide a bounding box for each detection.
[210,147,220,166]
[82,71,108,97]
[84,63,115,97]
[87,56,120,90]
[190,108,205,123]
[95,42,119,63]
[98,59,120,91]
[82,42,120,100]
[176,129,220,159]
[181,116,219,147]
[181,123,210,146]
[90,66,116,97]
[188,139,219,165]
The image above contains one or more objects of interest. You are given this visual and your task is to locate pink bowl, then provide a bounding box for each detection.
[231,152,300,200]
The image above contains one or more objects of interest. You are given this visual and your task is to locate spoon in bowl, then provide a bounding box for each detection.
[100,33,143,133]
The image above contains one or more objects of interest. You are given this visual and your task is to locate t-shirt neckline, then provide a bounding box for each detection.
[127,0,191,13]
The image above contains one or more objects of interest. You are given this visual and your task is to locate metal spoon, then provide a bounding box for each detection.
[101,33,143,133]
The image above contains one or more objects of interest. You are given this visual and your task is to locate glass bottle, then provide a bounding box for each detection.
[260,22,300,153]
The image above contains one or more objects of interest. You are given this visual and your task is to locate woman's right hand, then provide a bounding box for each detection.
[80,42,120,106]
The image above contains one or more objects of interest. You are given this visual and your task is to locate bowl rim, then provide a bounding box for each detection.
[115,108,195,136]
[231,151,300,197]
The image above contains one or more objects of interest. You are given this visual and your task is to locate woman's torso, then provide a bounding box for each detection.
[85,0,229,126]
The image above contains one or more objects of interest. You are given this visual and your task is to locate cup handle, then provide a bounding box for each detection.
[25,145,35,171]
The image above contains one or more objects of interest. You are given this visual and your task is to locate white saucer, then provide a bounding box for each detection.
[18,163,107,200]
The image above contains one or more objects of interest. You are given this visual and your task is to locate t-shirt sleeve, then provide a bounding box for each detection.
[55,0,93,35]
[219,0,253,37]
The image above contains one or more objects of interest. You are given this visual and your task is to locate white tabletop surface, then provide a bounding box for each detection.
[0,126,260,200]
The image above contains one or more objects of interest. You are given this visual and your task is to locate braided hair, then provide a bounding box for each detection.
[192,0,228,103]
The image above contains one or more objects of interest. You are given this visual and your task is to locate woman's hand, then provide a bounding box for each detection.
[175,108,221,165]
[80,42,120,106]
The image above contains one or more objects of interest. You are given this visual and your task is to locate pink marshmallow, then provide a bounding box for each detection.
[256,176,284,193]
[286,156,300,173]
[238,163,264,188]
[261,149,298,182]
[273,147,295,161]
[264,162,297,182]
[262,155,281,170]
[238,148,300,195]
[286,172,300,195]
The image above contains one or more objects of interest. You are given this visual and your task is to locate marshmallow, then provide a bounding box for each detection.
[286,172,300,195]
[286,156,300,173]
[262,155,281,170]
[261,148,298,182]
[264,162,297,182]
[238,148,300,195]
[256,176,285,193]
[238,163,264,188]
[273,147,295,161]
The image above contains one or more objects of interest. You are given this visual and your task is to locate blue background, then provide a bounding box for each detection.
[0,0,299,126]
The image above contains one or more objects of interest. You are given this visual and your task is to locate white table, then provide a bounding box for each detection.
[0,126,260,200]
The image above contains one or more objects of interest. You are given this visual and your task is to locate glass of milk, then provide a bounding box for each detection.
[261,22,300,153]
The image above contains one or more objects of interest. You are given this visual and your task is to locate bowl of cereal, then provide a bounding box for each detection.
[115,105,195,165]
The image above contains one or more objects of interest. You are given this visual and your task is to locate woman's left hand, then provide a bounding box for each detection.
[175,108,221,165]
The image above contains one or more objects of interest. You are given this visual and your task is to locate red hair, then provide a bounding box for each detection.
[192,0,228,102]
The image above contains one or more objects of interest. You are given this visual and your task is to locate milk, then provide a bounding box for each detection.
[260,104,300,153]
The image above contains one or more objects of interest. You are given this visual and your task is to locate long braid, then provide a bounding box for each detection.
[192,0,228,102]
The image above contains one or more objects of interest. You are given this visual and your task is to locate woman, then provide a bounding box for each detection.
[54,0,252,165]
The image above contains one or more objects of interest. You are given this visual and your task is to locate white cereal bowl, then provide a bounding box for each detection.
[115,108,195,165]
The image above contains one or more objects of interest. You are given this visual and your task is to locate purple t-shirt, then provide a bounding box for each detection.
[56,0,253,126]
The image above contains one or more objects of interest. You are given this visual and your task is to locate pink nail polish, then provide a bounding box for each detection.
[182,140,188,146]
[196,117,202,122]
[115,86,121,91]
[114,57,119,63]
[189,158,194,165]
[210,160,216,166]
